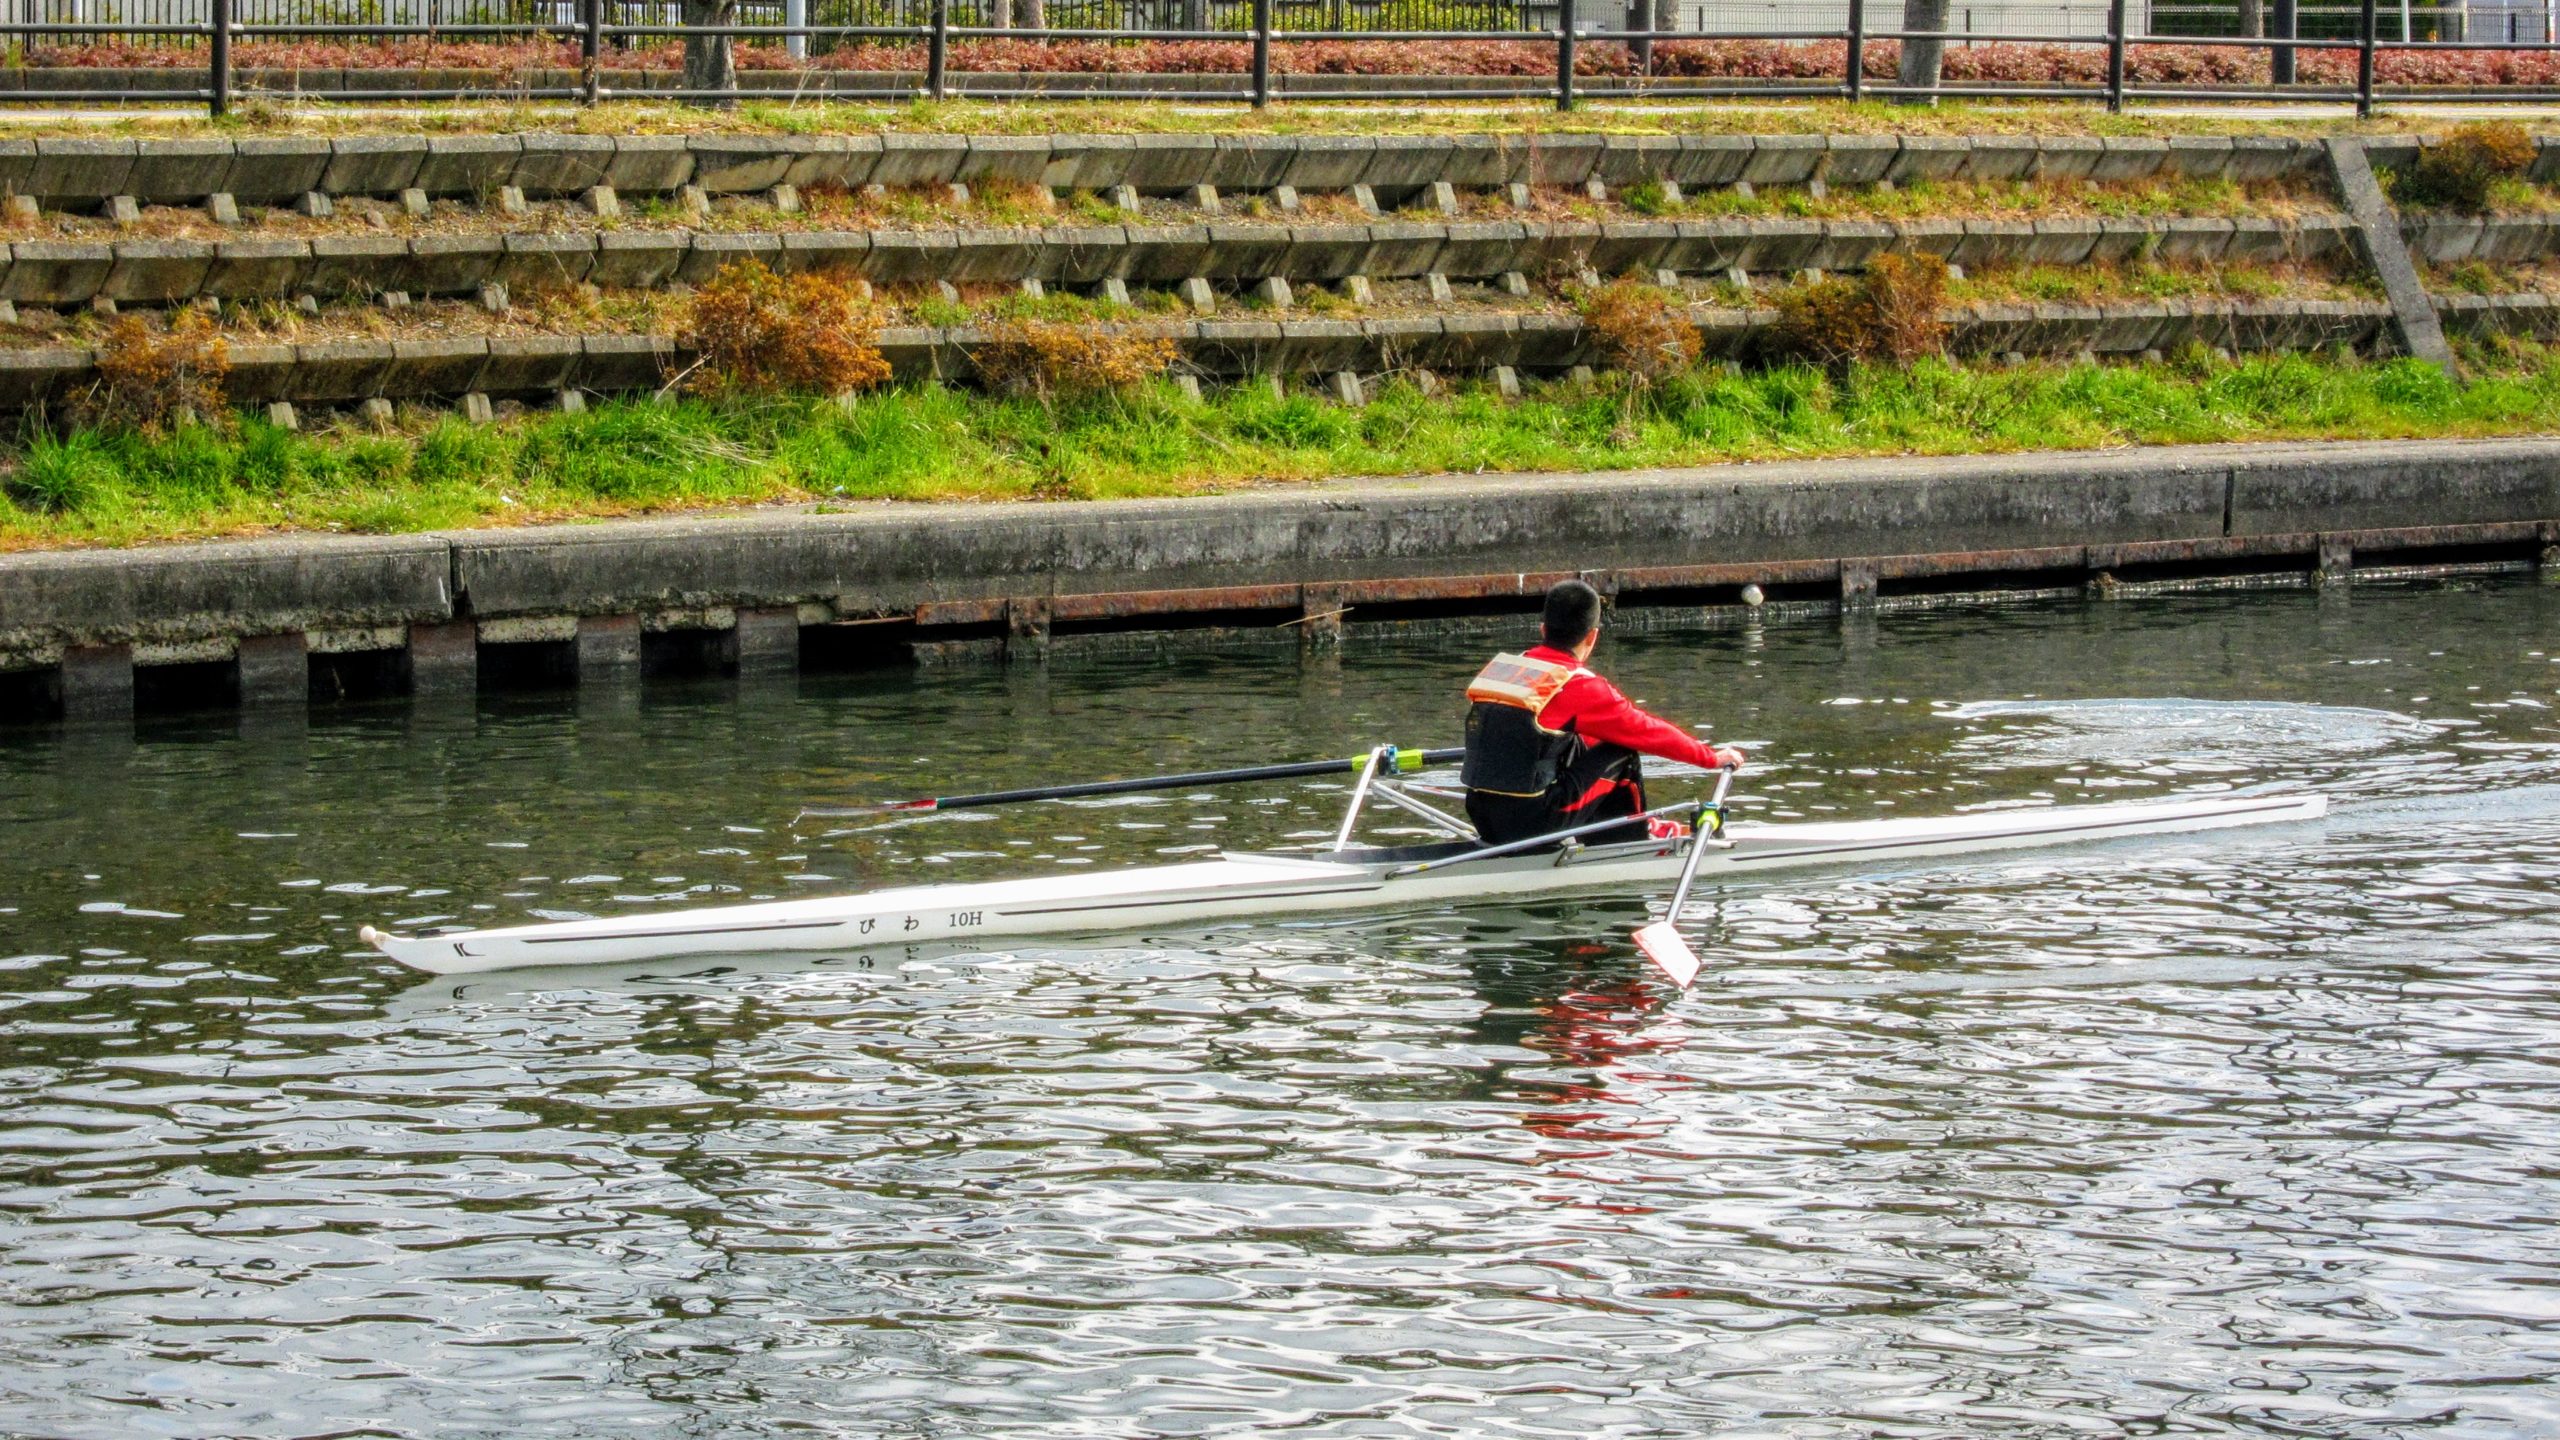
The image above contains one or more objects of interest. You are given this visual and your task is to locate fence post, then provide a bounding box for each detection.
[1845,0,1863,101]
[208,0,231,118]
[2357,0,2378,117]
[1251,0,1271,108]
[2271,0,2295,84]
[581,0,603,105]
[1556,1,1576,112]
[928,0,949,100]
[2103,0,2127,112]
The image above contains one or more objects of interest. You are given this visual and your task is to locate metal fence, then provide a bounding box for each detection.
[5,0,2560,114]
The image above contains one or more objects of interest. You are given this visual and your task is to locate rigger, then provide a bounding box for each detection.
[1459,579,1744,848]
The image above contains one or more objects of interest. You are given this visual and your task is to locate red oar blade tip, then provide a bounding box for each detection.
[1634,921,1703,988]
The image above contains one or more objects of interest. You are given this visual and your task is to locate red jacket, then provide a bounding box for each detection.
[1519,644,1723,770]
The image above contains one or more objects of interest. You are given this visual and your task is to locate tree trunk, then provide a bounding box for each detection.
[681,0,738,109]
[2238,0,2262,36]
[1013,0,1043,27]
[1895,0,1947,103]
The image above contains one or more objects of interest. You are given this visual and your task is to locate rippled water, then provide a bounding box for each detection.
[5,579,2560,1438]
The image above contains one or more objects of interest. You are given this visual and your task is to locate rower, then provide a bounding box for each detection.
[1460,579,1743,847]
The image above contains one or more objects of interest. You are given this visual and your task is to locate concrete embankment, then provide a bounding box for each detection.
[2,435,2555,723]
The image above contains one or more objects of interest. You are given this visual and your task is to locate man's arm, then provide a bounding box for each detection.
[1561,675,1742,770]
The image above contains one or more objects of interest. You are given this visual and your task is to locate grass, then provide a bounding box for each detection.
[0,95,2491,145]
[3,345,2554,550]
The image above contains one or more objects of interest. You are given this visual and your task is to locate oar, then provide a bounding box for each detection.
[801,745,1464,817]
[1633,766,1738,988]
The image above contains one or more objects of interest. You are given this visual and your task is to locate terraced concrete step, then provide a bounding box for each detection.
[0,212,2386,309]
[0,131,2350,208]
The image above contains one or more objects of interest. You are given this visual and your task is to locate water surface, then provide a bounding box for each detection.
[4,580,2560,1438]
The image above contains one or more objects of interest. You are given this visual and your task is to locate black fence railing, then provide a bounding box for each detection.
[5,0,2560,117]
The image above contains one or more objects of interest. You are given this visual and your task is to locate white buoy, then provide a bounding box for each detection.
[1740,583,1765,607]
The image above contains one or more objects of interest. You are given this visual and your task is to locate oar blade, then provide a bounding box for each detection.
[1633,920,1703,988]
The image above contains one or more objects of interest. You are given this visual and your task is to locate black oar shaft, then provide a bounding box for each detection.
[811,746,1464,816]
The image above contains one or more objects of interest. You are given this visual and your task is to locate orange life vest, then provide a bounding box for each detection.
[1460,652,1586,798]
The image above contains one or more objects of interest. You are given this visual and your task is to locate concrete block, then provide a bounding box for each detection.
[292,338,395,401]
[2229,136,2312,182]
[1739,218,1825,274]
[378,291,410,310]
[1342,275,1374,305]
[1960,136,2041,182]
[1180,276,1216,314]
[1272,184,1302,213]
[2026,217,2102,267]
[360,396,395,428]
[512,134,613,198]
[2222,216,2292,265]
[576,614,642,680]
[103,194,139,226]
[678,184,711,220]
[2084,218,2155,266]
[1505,181,1532,209]
[412,134,521,197]
[1522,134,1603,188]
[1188,182,1223,215]
[266,401,299,431]
[583,184,620,218]
[1364,135,1457,191]
[381,338,486,399]
[2,241,111,306]
[1195,222,1290,279]
[1661,134,1750,189]
[1352,183,1382,217]
[1041,134,1135,191]
[1592,134,1679,188]
[126,138,235,204]
[1106,182,1141,212]
[494,186,529,217]
[493,232,595,291]
[27,138,136,206]
[1950,219,2034,271]
[777,229,870,277]
[1739,134,1823,186]
[1326,370,1364,405]
[2162,135,2237,180]
[205,192,240,225]
[770,183,803,213]
[2154,216,2235,264]
[1255,275,1292,310]
[945,226,1039,283]
[1498,270,1530,297]
[1431,220,1527,277]
[305,234,410,297]
[398,187,430,218]
[958,134,1049,186]
[1444,133,1532,188]
[1593,219,1678,275]
[1360,220,1446,277]
[408,622,476,696]
[1038,224,1130,285]
[872,133,970,188]
[1886,136,1970,185]
[295,191,334,219]
[2,195,35,224]
[1118,134,1220,192]
[735,606,799,672]
[235,631,308,708]
[1426,180,1459,215]
[606,134,695,193]
[787,135,879,191]
[198,238,308,300]
[101,240,211,304]
[1425,272,1453,304]
[2091,137,2172,183]
[2028,136,2104,181]
[321,135,427,196]
[1822,134,1901,187]
[1809,220,1894,272]
[1492,364,1520,398]
[460,391,494,424]
[558,388,587,414]
[410,234,504,295]
[680,231,781,286]
[477,283,510,315]
[60,643,132,722]
[2406,217,2481,266]
[1583,178,1609,203]
[228,137,334,205]
[481,334,584,393]
[850,230,948,286]
[1100,277,1132,305]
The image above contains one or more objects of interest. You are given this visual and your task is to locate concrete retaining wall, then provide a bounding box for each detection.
[3,437,2554,718]
[0,129,2345,207]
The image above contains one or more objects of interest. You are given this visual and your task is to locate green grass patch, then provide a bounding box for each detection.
[5,347,2557,549]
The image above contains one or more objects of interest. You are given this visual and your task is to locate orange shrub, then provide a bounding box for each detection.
[971,317,1180,400]
[80,311,229,433]
[678,259,891,397]
[1775,253,1950,369]
[1575,279,1702,387]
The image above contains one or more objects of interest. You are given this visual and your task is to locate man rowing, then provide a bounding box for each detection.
[1460,579,1745,847]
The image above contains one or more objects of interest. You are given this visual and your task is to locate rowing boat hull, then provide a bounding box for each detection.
[365,792,2327,975]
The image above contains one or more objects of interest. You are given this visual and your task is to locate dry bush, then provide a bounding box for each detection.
[678,259,891,398]
[1775,254,1951,370]
[1575,279,1703,388]
[971,318,1180,401]
[78,311,229,433]
[2397,122,2538,211]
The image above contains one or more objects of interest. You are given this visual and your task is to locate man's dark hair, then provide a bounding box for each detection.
[1541,579,1603,652]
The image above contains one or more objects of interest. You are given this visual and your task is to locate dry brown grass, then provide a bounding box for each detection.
[676,258,891,397]
[1775,253,1950,369]
[1575,278,1702,387]
[2397,121,2539,212]
[970,316,1180,400]
[76,310,229,432]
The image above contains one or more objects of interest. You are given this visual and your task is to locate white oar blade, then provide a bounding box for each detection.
[1633,921,1703,987]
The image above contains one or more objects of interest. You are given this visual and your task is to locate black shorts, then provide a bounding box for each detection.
[1464,744,1648,847]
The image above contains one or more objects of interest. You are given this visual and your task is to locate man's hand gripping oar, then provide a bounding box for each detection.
[1633,760,1740,988]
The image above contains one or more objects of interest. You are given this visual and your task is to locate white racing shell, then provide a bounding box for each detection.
[365,791,2329,976]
